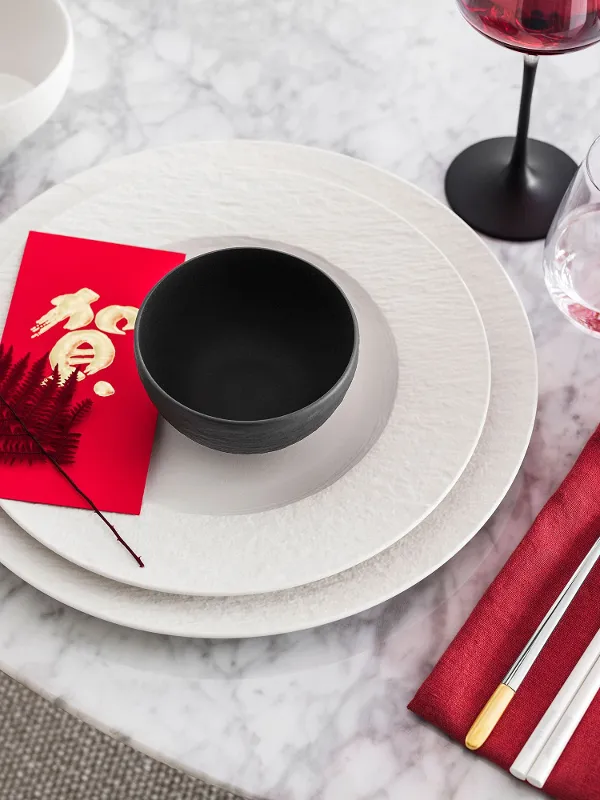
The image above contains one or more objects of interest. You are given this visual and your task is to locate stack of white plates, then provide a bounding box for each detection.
[0,142,537,637]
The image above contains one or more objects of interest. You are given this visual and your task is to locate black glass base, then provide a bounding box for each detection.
[445,137,577,242]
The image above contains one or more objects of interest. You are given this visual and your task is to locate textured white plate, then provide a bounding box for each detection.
[0,142,536,636]
[0,166,490,596]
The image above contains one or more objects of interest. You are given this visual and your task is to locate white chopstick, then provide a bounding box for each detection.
[526,653,600,788]
[510,628,600,781]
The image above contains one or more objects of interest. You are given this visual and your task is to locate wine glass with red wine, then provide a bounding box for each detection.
[446,1,600,241]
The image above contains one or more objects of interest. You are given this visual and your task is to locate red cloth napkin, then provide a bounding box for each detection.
[409,426,600,800]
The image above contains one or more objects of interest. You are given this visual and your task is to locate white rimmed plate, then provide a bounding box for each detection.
[0,166,490,596]
[0,142,536,636]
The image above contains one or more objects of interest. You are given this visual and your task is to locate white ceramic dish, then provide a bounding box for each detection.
[0,167,490,596]
[0,142,536,636]
[0,0,73,160]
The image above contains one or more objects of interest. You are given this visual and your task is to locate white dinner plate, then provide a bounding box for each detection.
[0,142,536,635]
[0,165,490,596]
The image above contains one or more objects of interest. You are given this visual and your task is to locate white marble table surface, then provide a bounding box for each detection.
[1,1,600,798]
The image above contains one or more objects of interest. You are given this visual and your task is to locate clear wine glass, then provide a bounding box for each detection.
[544,135,600,336]
[447,1,600,242]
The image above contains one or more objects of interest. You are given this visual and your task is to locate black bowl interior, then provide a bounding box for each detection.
[137,247,357,421]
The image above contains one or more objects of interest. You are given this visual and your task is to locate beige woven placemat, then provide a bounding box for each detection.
[0,668,250,800]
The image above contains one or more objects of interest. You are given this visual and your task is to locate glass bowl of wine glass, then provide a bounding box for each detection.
[447,1,600,242]
[544,134,600,336]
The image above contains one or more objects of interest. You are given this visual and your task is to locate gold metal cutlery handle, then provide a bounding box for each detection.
[465,538,600,752]
[465,684,515,750]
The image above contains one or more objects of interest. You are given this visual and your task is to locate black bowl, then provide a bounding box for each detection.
[134,246,359,454]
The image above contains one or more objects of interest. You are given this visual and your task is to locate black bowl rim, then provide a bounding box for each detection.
[134,245,360,426]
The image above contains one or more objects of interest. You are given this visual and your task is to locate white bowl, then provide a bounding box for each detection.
[0,0,73,160]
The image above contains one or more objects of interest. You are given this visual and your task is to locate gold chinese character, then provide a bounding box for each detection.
[31,288,100,338]
[32,287,139,397]
[49,330,115,383]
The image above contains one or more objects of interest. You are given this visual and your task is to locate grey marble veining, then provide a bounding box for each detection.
[1,1,600,798]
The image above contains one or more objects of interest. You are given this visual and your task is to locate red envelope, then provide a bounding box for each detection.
[0,231,184,514]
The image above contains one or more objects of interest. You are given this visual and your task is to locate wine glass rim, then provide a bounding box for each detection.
[585,134,600,192]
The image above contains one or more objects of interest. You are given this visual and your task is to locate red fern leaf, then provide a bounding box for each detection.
[26,367,61,433]
[0,345,13,377]
[64,398,93,430]
[0,353,30,404]
[0,364,84,464]
[0,345,144,567]
[49,369,86,435]
[11,353,48,409]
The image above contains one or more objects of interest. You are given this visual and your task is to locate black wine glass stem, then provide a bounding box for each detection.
[509,54,540,178]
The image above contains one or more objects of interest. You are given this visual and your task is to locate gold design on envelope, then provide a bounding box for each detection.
[31,288,100,338]
[95,305,138,335]
[31,288,138,397]
[49,330,115,383]
[93,380,115,397]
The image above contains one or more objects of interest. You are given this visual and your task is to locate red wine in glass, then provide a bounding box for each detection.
[446,0,600,240]
[460,0,600,53]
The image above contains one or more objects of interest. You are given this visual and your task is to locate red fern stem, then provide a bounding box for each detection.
[0,390,144,568]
